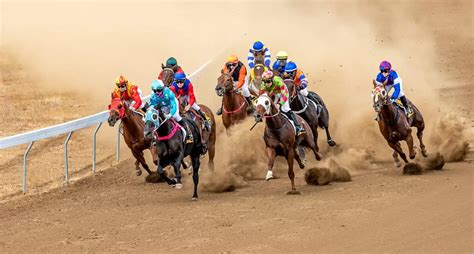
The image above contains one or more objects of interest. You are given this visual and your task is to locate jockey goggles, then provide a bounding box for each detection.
[117,83,127,88]
[263,79,273,84]
[380,69,390,73]
[175,79,185,84]
[153,88,164,93]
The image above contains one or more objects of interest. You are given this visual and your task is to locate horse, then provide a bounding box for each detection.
[108,97,154,176]
[284,79,337,147]
[144,107,202,200]
[248,63,267,97]
[254,94,322,194]
[159,65,175,86]
[215,72,250,132]
[372,79,427,167]
[177,96,217,171]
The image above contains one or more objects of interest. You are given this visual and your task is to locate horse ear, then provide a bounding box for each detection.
[372,79,377,88]
[161,63,165,69]
[221,69,224,74]
[108,104,111,110]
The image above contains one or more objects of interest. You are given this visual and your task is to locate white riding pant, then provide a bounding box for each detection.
[234,80,251,97]
[274,95,291,113]
[191,102,201,111]
[171,98,182,122]
[299,87,309,97]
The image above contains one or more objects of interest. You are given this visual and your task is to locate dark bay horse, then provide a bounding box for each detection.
[248,63,266,96]
[372,80,427,167]
[177,97,217,170]
[108,97,154,176]
[215,72,250,132]
[159,65,175,86]
[284,79,336,148]
[254,94,322,194]
[144,107,202,200]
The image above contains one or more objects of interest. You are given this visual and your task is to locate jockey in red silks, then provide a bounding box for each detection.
[111,75,143,111]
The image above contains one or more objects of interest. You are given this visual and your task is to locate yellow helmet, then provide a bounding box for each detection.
[115,75,128,86]
[226,55,239,63]
[276,51,288,60]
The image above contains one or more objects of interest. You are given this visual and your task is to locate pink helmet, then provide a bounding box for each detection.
[379,61,392,71]
[262,70,274,80]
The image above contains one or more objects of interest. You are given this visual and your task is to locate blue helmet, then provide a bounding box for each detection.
[285,61,298,72]
[174,72,186,81]
[151,79,165,91]
[252,41,264,51]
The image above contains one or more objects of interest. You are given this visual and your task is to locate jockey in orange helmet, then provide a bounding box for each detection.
[216,55,253,115]
[111,75,143,111]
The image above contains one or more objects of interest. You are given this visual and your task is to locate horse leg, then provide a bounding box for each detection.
[265,148,276,181]
[173,155,184,189]
[416,125,428,157]
[325,127,336,147]
[191,155,201,201]
[318,108,336,146]
[392,151,402,168]
[131,150,143,176]
[293,148,305,169]
[207,141,215,171]
[157,163,176,186]
[286,149,300,195]
[406,130,417,160]
[137,150,152,175]
[388,141,408,164]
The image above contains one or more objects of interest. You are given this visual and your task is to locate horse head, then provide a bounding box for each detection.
[372,79,390,113]
[215,71,234,97]
[108,97,127,126]
[254,93,274,122]
[143,107,162,140]
[251,64,265,89]
[160,65,175,86]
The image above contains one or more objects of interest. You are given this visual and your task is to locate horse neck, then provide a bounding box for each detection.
[121,110,143,134]
[381,102,398,125]
[265,105,285,130]
[223,89,242,109]
[156,118,175,138]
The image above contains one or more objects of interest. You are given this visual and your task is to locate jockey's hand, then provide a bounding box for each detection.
[185,105,191,111]
[165,113,172,120]
[276,104,281,109]
[129,105,135,111]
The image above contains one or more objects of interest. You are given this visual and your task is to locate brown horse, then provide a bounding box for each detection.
[215,72,250,132]
[372,80,427,167]
[177,97,217,170]
[254,94,322,194]
[248,63,267,96]
[159,65,175,86]
[108,97,154,176]
[284,79,336,147]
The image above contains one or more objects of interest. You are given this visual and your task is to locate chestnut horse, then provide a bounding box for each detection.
[215,72,250,132]
[248,63,266,96]
[372,79,427,167]
[254,94,322,194]
[177,97,217,170]
[108,97,154,176]
[159,65,175,86]
[284,79,336,147]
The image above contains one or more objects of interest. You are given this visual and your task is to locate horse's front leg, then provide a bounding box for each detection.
[286,149,300,195]
[388,141,408,164]
[157,162,176,186]
[294,148,305,169]
[173,154,185,189]
[191,155,201,201]
[265,147,276,181]
[406,130,417,159]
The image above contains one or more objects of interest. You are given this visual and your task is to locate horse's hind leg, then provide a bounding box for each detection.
[324,127,336,147]
[207,141,215,171]
[406,130,417,160]
[416,123,428,157]
[191,155,200,201]
[293,148,305,169]
[388,141,409,164]
[318,110,336,146]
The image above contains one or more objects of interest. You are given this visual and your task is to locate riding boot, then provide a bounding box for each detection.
[287,111,305,136]
[178,119,193,144]
[245,96,254,113]
[197,109,211,130]
[400,96,412,116]
[216,101,223,116]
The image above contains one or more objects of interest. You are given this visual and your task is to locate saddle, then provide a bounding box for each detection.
[394,99,414,119]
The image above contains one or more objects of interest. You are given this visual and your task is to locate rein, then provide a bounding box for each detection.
[220,72,247,114]
[154,120,180,141]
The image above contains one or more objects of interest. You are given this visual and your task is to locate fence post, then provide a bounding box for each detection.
[92,122,102,173]
[116,122,121,161]
[64,131,73,183]
[22,141,34,194]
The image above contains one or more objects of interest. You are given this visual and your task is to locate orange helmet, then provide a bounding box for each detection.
[115,75,128,86]
[226,55,239,63]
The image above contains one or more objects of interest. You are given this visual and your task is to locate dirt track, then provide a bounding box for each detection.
[1,1,473,253]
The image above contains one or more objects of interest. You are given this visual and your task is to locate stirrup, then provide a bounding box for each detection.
[186,136,194,144]
[296,128,306,136]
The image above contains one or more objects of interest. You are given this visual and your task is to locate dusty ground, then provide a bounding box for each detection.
[0,1,473,253]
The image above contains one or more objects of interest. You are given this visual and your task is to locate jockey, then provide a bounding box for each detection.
[272,51,289,77]
[158,57,184,80]
[284,61,311,99]
[149,79,193,143]
[247,41,271,69]
[216,55,253,115]
[169,72,211,129]
[259,70,305,136]
[375,61,412,115]
[112,75,143,111]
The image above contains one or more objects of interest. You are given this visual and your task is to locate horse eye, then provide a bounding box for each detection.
[118,104,122,109]
[265,100,269,105]
[152,114,158,120]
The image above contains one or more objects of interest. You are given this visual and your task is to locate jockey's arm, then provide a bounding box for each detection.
[276,79,289,107]
[167,89,178,117]
[390,72,401,99]
[187,82,196,106]
[130,86,142,109]
[298,70,308,89]
[264,48,271,67]
[247,50,255,69]
[236,66,247,89]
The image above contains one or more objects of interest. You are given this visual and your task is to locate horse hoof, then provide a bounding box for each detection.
[135,170,142,176]
[315,152,322,161]
[265,171,273,181]
[174,183,183,189]
[394,161,402,168]
[328,140,336,147]
[286,190,301,195]
[191,197,198,201]
[422,150,428,157]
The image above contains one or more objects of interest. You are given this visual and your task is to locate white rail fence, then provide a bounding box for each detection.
[0,58,214,193]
